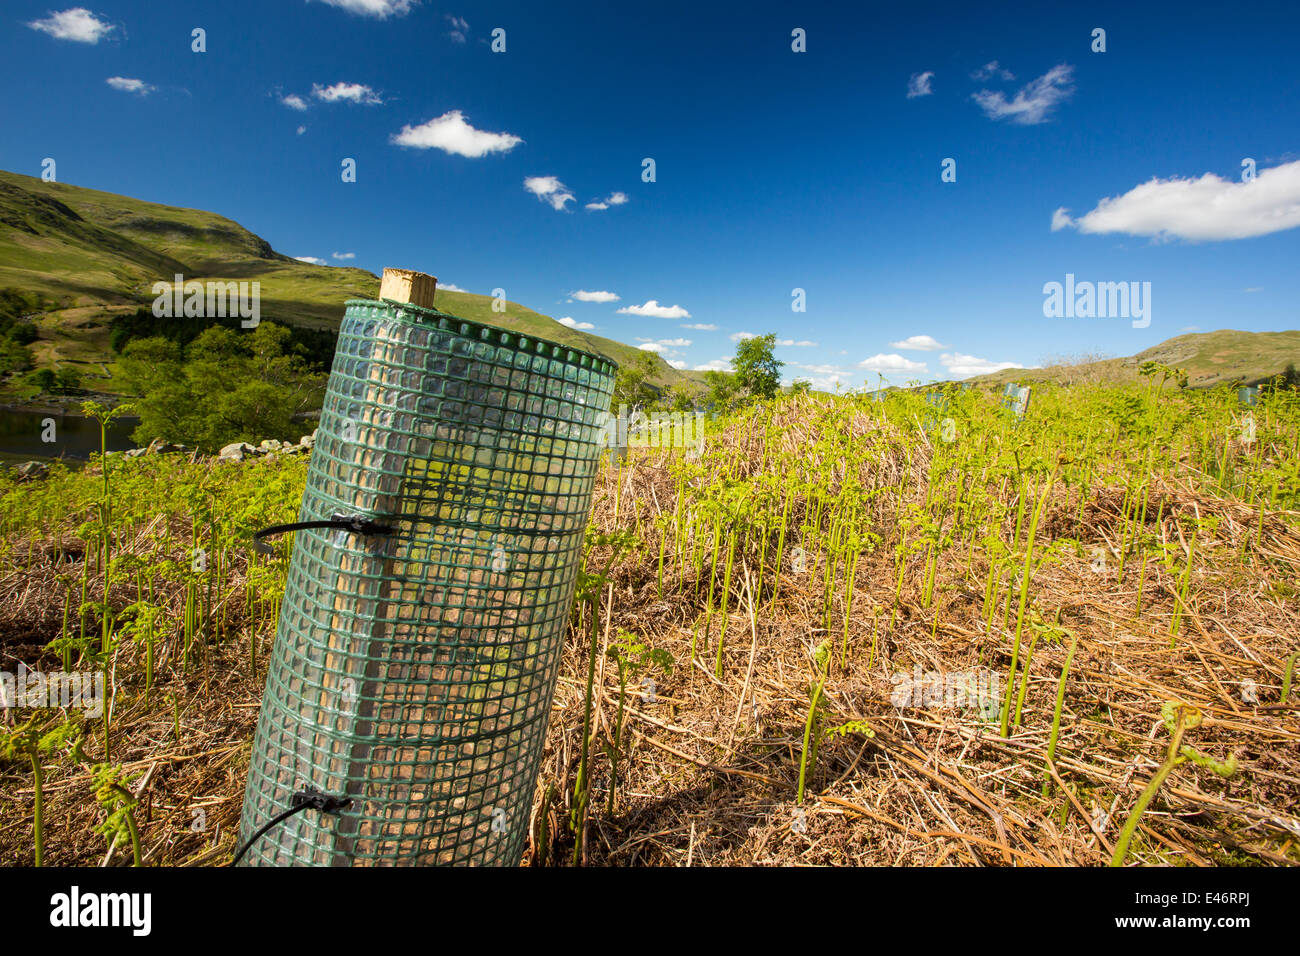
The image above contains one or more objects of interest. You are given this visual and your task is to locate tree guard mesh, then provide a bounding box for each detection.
[238,298,617,866]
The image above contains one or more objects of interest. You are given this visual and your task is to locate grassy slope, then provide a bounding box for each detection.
[0,169,696,394]
[969,329,1300,390]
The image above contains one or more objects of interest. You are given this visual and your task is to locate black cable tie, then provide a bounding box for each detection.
[229,787,353,866]
[291,786,354,814]
[253,513,394,548]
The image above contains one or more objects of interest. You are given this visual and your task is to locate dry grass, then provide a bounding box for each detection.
[1,402,1298,867]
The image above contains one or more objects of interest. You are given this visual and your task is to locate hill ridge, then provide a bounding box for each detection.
[0,169,695,397]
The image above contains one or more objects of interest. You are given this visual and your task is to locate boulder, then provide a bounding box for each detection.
[218,441,257,462]
[146,438,179,454]
[124,448,148,459]
[14,461,49,481]
[299,434,315,449]
[258,439,283,453]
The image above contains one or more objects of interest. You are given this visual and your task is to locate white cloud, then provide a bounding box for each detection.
[618,300,690,319]
[971,60,1014,82]
[571,290,619,303]
[682,323,717,331]
[524,176,576,211]
[793,363,844,376]
[638,337,691,348]
[296,125,307,135]
[312,0,415,18]
[793,362,854,391]
[858,353,928,373]
[392,110,522,157]
[906,71,934,98]
[282,93,309,111]
[693,358,731,372]
[294,256,327,265]
[733,330,811,345]
[972,64,1074,125]
[890,334,948,351]
[1052,160,1300,241]
[313,82,382,105]
[1244,287,1262,293]
[28,8,114,43]
[730,332,816,346]
[638,343,664,353]
[1050,206,1073,231]
[332,252,355,260]
[106,77,153,96]
[940,352,1025,378]
[445,14,468,43]
[585,191,629,212]
[439,282,466,292]
[558,316,595,330]
[667,359,688,369]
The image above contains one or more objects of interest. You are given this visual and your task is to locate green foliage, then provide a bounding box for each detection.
[23,364,82,394]
[117,323,325,452]
[108,308,337,368]
[702,369,738,411]
[661,384,698,413]
[1,716,82,867]
[91,763,144,865]
[731,333,783,401]
[608,629,673,680]
[612,350,660,409]
[0,288,44,377]
[1110,704,1237,866]
[26,367,56,391]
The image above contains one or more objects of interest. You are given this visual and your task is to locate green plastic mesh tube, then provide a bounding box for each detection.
[238,298,617,866]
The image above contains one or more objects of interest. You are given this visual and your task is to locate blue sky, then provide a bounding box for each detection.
[2,0,1298,388]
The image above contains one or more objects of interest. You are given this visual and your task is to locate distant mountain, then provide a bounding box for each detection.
[0,169,697,396]
[967,329,1300,390]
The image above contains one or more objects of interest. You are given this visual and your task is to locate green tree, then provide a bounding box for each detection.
[790,378,812,395]
[54,366,82,392]
[117,325,324,452]
[26,367,56,392]
[702,370,738,411]
[613,351,660,409]
[663,385,697,413]
[732,333,783,401]
[0,338,33,376]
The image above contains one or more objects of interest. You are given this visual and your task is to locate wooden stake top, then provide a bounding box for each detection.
[379,268,438,309]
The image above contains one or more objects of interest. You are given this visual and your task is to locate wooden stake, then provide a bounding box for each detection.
[379,268,438,309]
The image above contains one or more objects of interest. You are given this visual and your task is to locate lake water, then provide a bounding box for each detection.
[0,408,141,462]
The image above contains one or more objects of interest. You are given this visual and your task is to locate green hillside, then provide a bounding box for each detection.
[0,169,697,399]
[968,329,1300,391]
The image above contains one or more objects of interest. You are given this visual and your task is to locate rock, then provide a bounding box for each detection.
[258,439,283,453]
[218,441,257,462]
[14,461,48,481]
[146,438,179,454]
[299,434,315,449]
[124,448,148,459]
